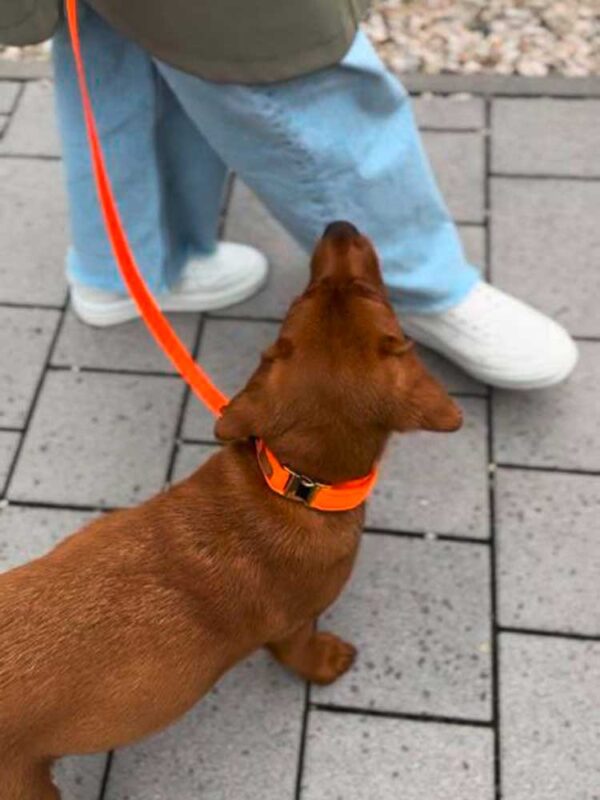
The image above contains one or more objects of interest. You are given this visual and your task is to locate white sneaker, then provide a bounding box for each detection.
[402,281,578,390]
[70,242,268,327]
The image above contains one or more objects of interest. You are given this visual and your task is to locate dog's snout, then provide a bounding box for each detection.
[323,221,360,240]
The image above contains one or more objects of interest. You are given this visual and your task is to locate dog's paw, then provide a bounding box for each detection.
[307,631,357,685]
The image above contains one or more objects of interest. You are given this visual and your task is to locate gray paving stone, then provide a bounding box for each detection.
[0,80,19,113]
[171,442,220,484]
[367,397,489,539]
[0,505,95,570]
[459,224,486,271]
[0,157,68,305]
[54,755,109,800]
[0,80,60,156]
[491,177,600,337]
[9,371,183,507]
[53,308,200,373]
[500,633,600,800]
[496,469,600,637]
[106,651,304,800]
[493,341,600,472]
[492,99,600,177]
[0,113,8,137]
[182,318,277,441]
[218,180,310,321]
[314,534,492,720]
[0,307,60,428]
[423,131,486,223]
[0,431,19,492]
[414,94,485,130]
[302,712,494,800]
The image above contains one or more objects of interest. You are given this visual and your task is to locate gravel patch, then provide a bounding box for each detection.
[0,42,51,61]
[365,0,599,76]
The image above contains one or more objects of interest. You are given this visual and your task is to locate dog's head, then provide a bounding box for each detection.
[216,222,462,481]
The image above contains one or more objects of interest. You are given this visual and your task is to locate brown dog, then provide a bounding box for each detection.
[0,222,462,798]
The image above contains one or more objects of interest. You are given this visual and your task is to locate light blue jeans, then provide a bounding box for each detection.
[53,4,479,313]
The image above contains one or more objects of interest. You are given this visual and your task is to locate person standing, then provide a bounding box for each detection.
[0,0,577,388]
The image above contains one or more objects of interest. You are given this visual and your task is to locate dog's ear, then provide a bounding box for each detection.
[261,336,294,363]
[406,371,463,432]
[214,392,260,442]
[215,338,293,442]
[383,337,463,433]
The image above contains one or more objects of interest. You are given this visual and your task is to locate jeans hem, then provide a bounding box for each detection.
[390,269,480,316]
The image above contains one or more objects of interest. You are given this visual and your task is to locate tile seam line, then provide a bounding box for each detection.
[2,295,69,498]
[495,463,600,478]
[164,316,205,487]
[294,682,311,800]
[364,527,491,545]
[490,172,600,182]
[0,152,61,161]
[311,703,493,728]
[484,95,503,800]
[500,626,600,644]
[47,364,185,380]
[5,498,118,513]
[0,301,64,311]
[0,80,25,142]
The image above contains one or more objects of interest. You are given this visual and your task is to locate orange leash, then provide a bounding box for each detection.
[65,0,377,512]
[65,0,228,417]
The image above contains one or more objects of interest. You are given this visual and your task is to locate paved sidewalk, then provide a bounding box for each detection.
[1,76,599,800]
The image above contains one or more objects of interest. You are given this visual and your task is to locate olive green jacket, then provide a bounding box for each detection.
[0,0,60,45]
[1,0,370,83]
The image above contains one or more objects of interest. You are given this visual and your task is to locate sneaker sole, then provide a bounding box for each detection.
[71,265,268,328]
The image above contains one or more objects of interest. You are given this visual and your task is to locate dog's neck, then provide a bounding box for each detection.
[261,421,388,487]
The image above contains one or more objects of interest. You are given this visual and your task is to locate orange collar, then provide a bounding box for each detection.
[256,440,378,512]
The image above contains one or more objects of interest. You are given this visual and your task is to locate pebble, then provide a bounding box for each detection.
[363,0,599,76]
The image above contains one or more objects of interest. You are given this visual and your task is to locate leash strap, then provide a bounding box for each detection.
[65,0,228,417]
[65,0,378,512]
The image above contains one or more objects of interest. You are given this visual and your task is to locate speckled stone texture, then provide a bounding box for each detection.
[491,178,600,337]
[9,371,184,507]
[0,81,19,113]
[314,534,492,720]
[496,469,600,636]
[0,157,68,305]
[1,74,599,799]
[302,712,494,800]
[0,431,19,492]
[0,307,59,427]
[492,99,600,177]
[500,634,600,800]
[0,80,60,156]
[53,309,201,373]
[493,341,600,472]
[367,397,489,539]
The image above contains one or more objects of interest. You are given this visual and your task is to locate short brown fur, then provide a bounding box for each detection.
[0,224,462,797]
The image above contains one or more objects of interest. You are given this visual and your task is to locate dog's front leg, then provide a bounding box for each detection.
[266,621,356,685]
[0,757,60,800]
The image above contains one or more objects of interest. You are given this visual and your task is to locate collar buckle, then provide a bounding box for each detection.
[283,471,322,506]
